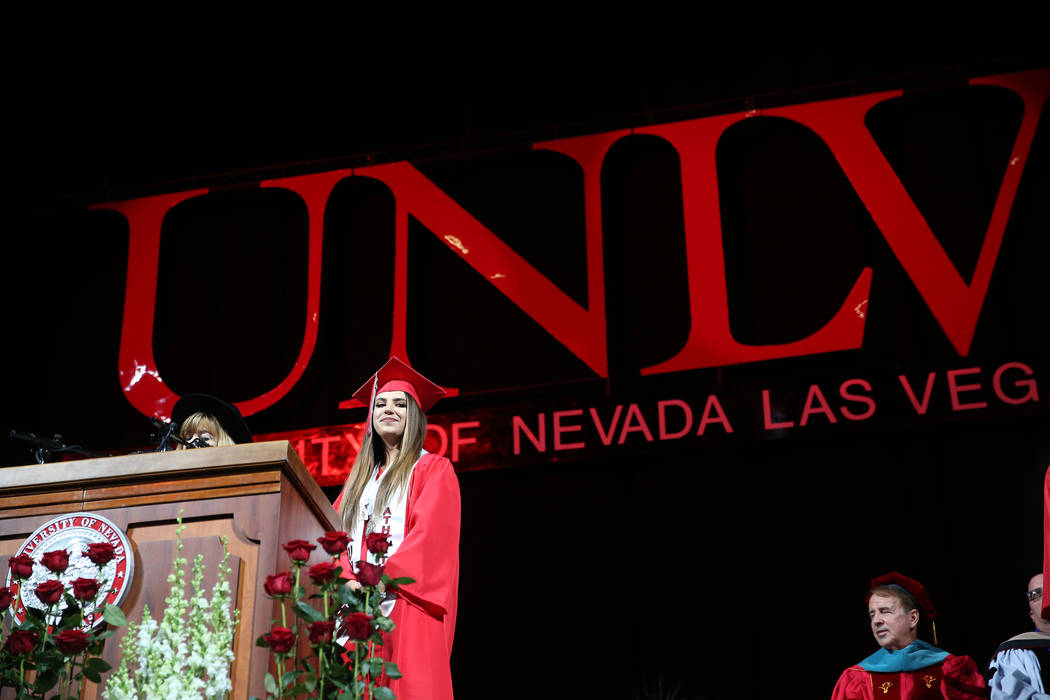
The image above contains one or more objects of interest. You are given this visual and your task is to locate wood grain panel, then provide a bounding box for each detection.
[83,483,280,511]
[0,489,83,508]
[85,470,280,500]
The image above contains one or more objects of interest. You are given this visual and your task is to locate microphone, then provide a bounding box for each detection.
[149,417,181,452]
[149,417,179,432]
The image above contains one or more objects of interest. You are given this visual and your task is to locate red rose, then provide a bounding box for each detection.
[41,549,70,573]
[35,579,65,605]
[263,626,296,654]
[308,620,335,645]
[316,531,351,556]
[71,577,100,601]
[8,553,34,579]
[308,561,338,585]
[4,630,38,655]
[264,572,294,598]
[365,533,391,556]
[282,539,316,563]
[341,612,374,641]
[355,561,384,587]
[0,585,11,608]
[86,542,117,566]
[54,629,90,655]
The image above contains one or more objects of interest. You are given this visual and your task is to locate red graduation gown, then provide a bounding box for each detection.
[335,453,461,700]
[830,655,987,699]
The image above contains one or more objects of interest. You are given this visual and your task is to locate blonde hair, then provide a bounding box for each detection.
[177,412,235,448]
[338,395,427,537]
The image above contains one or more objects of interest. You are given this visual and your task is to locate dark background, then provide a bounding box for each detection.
[3,43,1050,698]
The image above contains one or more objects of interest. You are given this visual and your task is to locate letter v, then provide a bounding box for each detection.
[590,406,623,446]
[898,372,936,415]
[771,68,1050,356]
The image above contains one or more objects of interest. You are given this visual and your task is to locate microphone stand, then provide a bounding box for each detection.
[9,431,100,465]
[149,418,194,451]
[149,418,209,451]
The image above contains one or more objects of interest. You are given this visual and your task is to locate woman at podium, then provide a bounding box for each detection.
[334,357,461,700]
[171,393,253,448]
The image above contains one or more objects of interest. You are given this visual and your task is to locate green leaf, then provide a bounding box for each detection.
[292,600,324,623]
[376,616,395,632]
[384,662,403,680]
[265,672,278,695]
[331,677,354,691]
[33,666,60,691]
[389,576,414,586]
[102,603,127,626]
[256,634,270,648]
[333,586,362,607]
[282,670,298,687]
[86,656,111,674]
[36,648,66,667]
[83,664,103,683]
[93,629,115,640]
[374,686,396,700]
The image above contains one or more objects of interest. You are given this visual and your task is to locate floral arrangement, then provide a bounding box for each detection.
[254,531,411,699]
[102,517,239,699]
[0,541,126,698]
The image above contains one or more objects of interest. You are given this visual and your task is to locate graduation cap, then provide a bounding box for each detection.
[867,571,938,644]
[351,357,448,435]
[866,571,937,619]
[172,394,253,445]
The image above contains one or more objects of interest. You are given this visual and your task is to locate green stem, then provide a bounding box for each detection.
[78,647,91,698]
[294,566,302,648]
[353,644,362,700]
[41,602,57,649]
[276,656,285,699]
[63,655,74,699]
[368,639,378,696]
[318,645,327,700]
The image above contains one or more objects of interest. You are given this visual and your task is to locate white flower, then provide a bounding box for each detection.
[101,523,238,700]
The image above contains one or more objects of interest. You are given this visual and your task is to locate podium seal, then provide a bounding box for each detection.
[4,512,134,630]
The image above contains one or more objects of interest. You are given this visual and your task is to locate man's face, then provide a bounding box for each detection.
[869,593,919,650]
[1027,574,1050,633]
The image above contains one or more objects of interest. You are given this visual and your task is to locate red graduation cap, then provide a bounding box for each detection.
[352,357,448,434]
[866,571,938,619]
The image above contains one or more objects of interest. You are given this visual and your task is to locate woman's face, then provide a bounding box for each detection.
[179,417,219,449]
[373,391,409,444]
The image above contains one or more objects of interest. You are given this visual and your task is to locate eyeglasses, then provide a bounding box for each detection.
[1026,587,1043,603]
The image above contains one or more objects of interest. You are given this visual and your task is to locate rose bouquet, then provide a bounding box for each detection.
[254,531,413,699]
[0,542,126,698]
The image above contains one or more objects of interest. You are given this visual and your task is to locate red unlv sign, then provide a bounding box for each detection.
[92,68,1049,423]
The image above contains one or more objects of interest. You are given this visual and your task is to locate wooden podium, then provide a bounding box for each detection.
[0,441,341,699]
